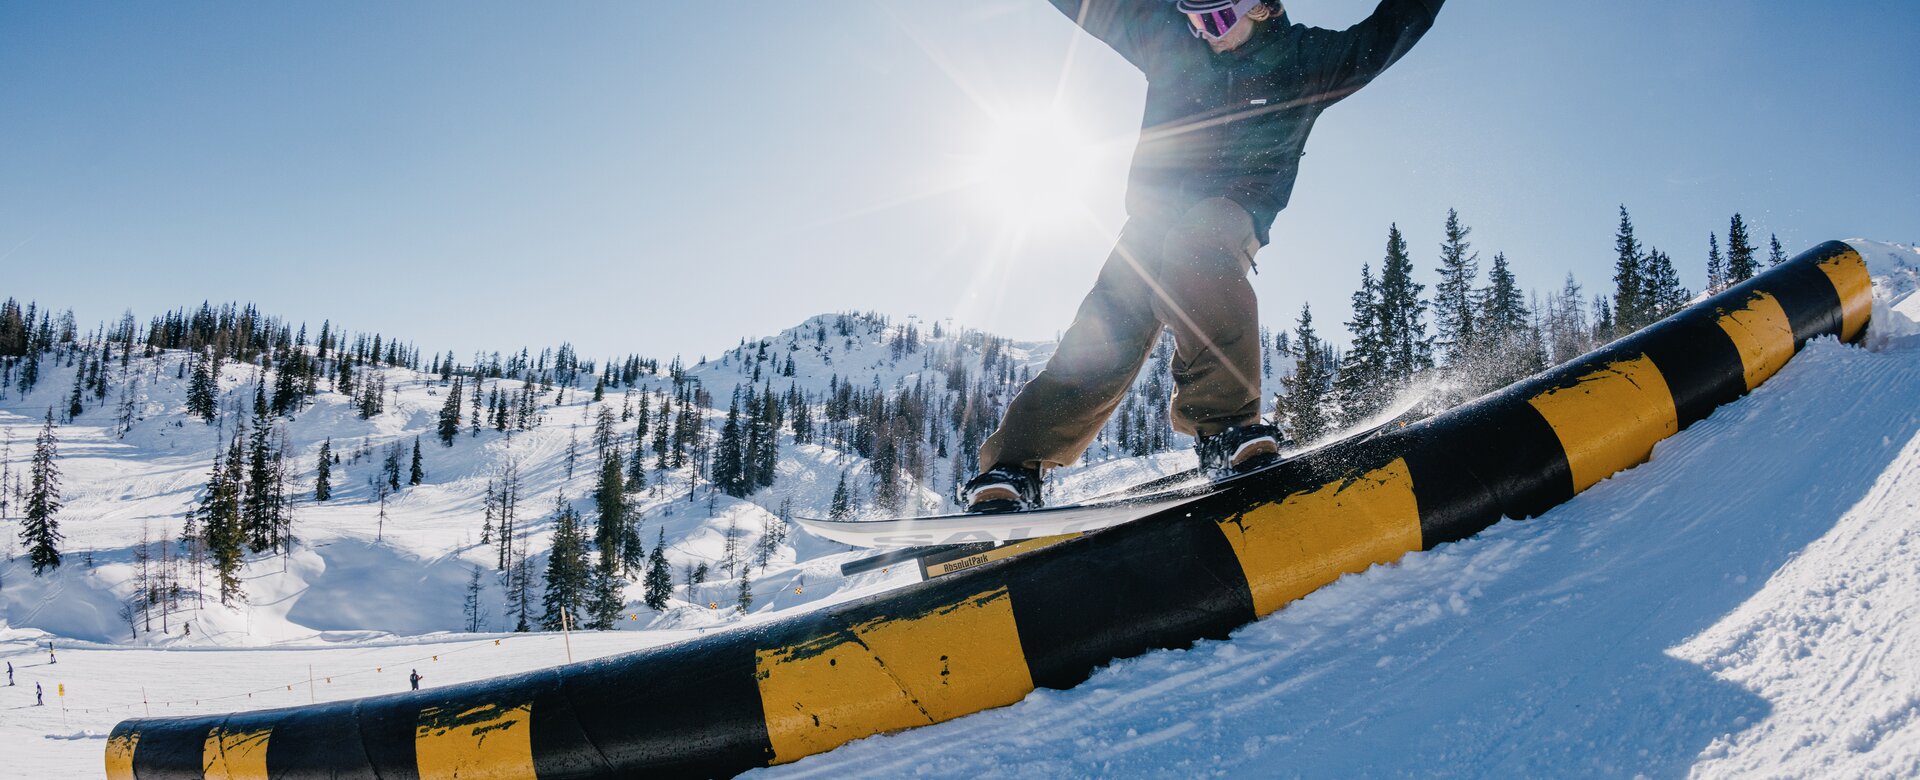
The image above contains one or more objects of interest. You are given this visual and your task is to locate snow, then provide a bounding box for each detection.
[4,244,1920,776]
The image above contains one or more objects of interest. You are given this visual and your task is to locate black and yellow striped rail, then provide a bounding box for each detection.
[107,241,1872,779]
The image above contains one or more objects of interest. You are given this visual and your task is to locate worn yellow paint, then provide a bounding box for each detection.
[756,587,1033,764]
[103,731,138,780]
[201,726,271,780]
[415,702,536,780]
[1816,247,1873,341]
[923,534,1080,579]
[1716,291,1796,391]
[1527,356,1679,492]
[1215,458,1423,617]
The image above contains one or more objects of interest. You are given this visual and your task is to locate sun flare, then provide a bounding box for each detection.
[964,112,1102,229]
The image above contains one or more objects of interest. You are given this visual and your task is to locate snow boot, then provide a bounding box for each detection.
[1196,423,1282,477]
[962,464,1044,513]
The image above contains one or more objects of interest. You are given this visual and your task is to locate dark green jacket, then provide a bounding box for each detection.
[1046,0,1443,241]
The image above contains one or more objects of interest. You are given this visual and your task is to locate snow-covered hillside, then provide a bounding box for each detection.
[4,241,1918,776]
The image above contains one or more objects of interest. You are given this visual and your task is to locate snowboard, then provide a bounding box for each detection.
[801,411,1414,551]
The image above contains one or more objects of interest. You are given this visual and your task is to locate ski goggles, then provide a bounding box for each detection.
[1180,0,1263,41]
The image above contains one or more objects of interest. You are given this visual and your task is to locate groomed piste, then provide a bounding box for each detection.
[107,241,1873,779]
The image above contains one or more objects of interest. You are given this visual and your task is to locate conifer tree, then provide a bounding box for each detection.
[1432,209,1480,368]
[187,349,219,423]
[200,434,248,604]
[643,529,673,610]
[314,438,332,501]
[1375,225,1431,385]
[438,377,463,446]
[463,566,485,632]
[594,448,627,561]
[540,498,590,631]
[829,472,854,519]
[66,366,85,422]
[1639,248,1688,320]
[243,385,280,553]
[1477,252,1539,391]
[1335,264,1389,426]
[1768,234,1787,267]
[750,384,780,489]
[713,395,745,496]
[1282,305,1331,442]
[587,555,625,630]
[1706,233,1726,294]
[409,436,425,486]
[1726,213,1757,284]
[736,572,753,615]
[1611,206,1646,334]
[22,409,63,574]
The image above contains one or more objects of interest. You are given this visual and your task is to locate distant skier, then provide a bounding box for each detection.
[409,669,423,691]
[964,0,1443,511]
[35,682,43,706]
[47,642,55,665]
[6,660,12,685]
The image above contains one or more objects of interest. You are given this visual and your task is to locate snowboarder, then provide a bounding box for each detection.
[6,660,12,686]
[964,0,1443,512]
[409,669,423,691]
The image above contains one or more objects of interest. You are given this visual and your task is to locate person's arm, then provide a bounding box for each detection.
[1299,0,1443,100]
[1043,0,1167,68]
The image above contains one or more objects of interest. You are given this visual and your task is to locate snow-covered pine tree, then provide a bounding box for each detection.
[408,436,424,486]
[1335,263,1389,426]
[1768,233,1787,267]
[21,409,63,574]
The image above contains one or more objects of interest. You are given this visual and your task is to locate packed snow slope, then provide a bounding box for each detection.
[0,239,1916,776]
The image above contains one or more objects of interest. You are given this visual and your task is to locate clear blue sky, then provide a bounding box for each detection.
[3,1,1915,361]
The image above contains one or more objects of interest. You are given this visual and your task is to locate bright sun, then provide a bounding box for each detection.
[965,112,1101,228]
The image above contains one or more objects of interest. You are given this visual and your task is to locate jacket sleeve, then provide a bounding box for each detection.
[1300,0,1443,100]
[1043,0,1166,68]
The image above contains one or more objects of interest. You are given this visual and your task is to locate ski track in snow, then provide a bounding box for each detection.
[4,244,1919,776]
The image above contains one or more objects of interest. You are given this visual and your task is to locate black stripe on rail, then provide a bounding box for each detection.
[561,631,772,775]
[1769,244,1850,345]
[1005,503,1255,691]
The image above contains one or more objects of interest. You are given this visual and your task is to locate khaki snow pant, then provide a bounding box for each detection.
[979,197,1266,471]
